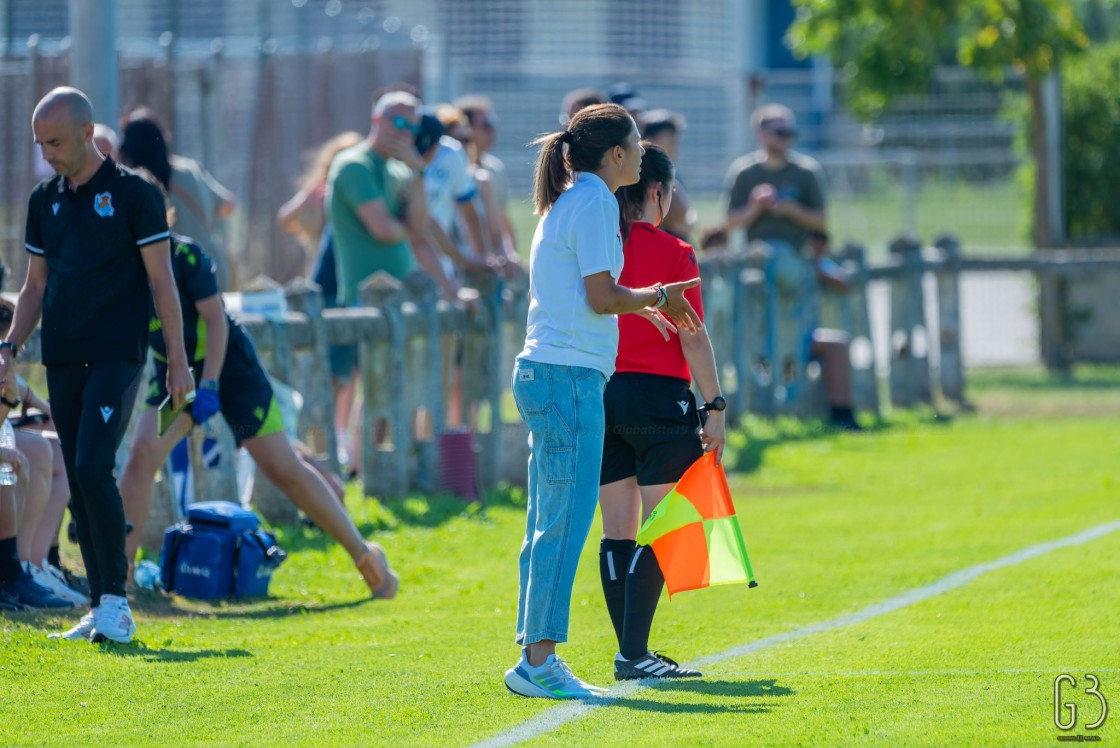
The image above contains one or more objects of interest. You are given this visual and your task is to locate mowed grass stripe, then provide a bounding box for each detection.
[1,415,1116,746]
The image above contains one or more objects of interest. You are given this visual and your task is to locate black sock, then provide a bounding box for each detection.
[599,538,635,648]
[0,535,23,585]
[47,545,61,569]
[620,544,665,660]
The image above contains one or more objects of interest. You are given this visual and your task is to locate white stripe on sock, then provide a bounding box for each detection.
[606,552,616,582]
[628,547,643,575]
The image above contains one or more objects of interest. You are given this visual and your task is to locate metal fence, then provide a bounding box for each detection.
[1,0,1032,282]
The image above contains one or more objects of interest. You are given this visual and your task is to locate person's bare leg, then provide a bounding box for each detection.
[526,640,557,667]
[14,432,52,564]
[119,408,192,564]
[29,435,70,564]
[599,479,641,540]
[244,432,366,560]
[244,431,394,596]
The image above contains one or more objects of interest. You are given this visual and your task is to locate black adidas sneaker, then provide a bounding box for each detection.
[614,651,702,681]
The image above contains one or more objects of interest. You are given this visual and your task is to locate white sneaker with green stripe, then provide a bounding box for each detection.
[504,649,606,699]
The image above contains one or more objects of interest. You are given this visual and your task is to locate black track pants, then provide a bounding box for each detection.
[47,360,143,605]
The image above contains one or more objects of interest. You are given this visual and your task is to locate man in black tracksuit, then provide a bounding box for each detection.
[0,87,193,644]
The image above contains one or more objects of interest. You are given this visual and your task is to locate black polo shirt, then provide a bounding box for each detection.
[24,157,170,366]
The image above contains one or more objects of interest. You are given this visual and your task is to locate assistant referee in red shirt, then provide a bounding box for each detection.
[0,87,193,644]
[598,143,727,681]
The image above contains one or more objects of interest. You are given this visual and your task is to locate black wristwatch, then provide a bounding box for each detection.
[0,341,18,360]
[700,396,726,413]
[0,395,21,410]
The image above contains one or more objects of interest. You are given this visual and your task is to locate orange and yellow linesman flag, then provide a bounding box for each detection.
[635,452,757,598]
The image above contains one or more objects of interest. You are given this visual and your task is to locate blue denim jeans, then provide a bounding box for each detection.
[511,359,607,646]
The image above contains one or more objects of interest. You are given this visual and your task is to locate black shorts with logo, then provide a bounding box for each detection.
[600,372,704,487]
[145,341,281,446]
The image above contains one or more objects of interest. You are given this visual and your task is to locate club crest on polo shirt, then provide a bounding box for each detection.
[93,191,114,217]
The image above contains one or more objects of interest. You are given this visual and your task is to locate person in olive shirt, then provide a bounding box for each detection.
[0,87,194,644]
[724,104,827,250]
[117,224,398,601]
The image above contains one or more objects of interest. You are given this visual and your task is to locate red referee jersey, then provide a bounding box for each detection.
[615,222,704,380]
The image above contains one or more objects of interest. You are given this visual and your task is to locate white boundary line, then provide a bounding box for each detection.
[474,518,1120,748]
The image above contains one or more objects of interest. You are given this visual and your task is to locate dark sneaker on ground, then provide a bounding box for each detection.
[0,574,76,611]
[614,651,702,680]
[61,566,90,596]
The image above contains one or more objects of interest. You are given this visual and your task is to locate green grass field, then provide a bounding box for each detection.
[2,367,1117,747]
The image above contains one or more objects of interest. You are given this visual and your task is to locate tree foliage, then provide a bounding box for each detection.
[787,0,1090,119]
[1060,41,1120,239]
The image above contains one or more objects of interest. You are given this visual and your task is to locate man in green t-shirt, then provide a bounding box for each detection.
[724,105,861,430]
[326,90,454,307]
[724,104,827,251]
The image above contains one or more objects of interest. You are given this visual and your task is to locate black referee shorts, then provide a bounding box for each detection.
[600,372,704,487]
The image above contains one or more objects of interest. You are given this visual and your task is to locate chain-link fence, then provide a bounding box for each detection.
[2,0,1031,286]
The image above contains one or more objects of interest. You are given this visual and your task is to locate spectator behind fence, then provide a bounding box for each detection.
[641,109,697,243]
[699,225,730,254]
[600,142,725,682]
[558,87,605,127]
[424,106,488,273]
[504,103,701,700]
[325,90,457,471]
[277,130,364,473]
[4,87,195,643]
[278,130,363,279]
[456,95,522,271]
[724,105,860,430]
[118,173,397,599]
[119,108,237,291]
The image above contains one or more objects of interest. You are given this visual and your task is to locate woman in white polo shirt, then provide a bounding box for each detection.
[503,103,702,700]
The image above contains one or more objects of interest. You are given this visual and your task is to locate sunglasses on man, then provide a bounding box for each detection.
[763,123,796,139]
[392,115,420,134]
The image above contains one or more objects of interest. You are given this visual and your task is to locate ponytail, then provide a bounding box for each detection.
[531,131,570,215]
[530,103,635,215]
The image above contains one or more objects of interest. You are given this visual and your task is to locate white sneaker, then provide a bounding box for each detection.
[27,561,90,607]
[48,608,98,641]
[503,649,607,699]
[90,594,136,644]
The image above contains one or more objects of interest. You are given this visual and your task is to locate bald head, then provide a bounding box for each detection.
[33,87,95,128]
[32,87,101,182]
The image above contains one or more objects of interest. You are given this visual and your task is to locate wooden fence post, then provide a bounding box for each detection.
[499,276,531,487]
[401,271,442,494]
[887,235,932,408]
[933,234,966,404]
[359,273,409,500]
[465,268,504,491]
[284,277,339,476]
[836,243,880,418]
[742,245,773,416]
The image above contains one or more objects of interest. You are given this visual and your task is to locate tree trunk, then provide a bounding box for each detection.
[1027,73,1053,249]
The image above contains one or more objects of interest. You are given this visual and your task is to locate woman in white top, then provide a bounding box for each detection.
[504,103,701,700]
